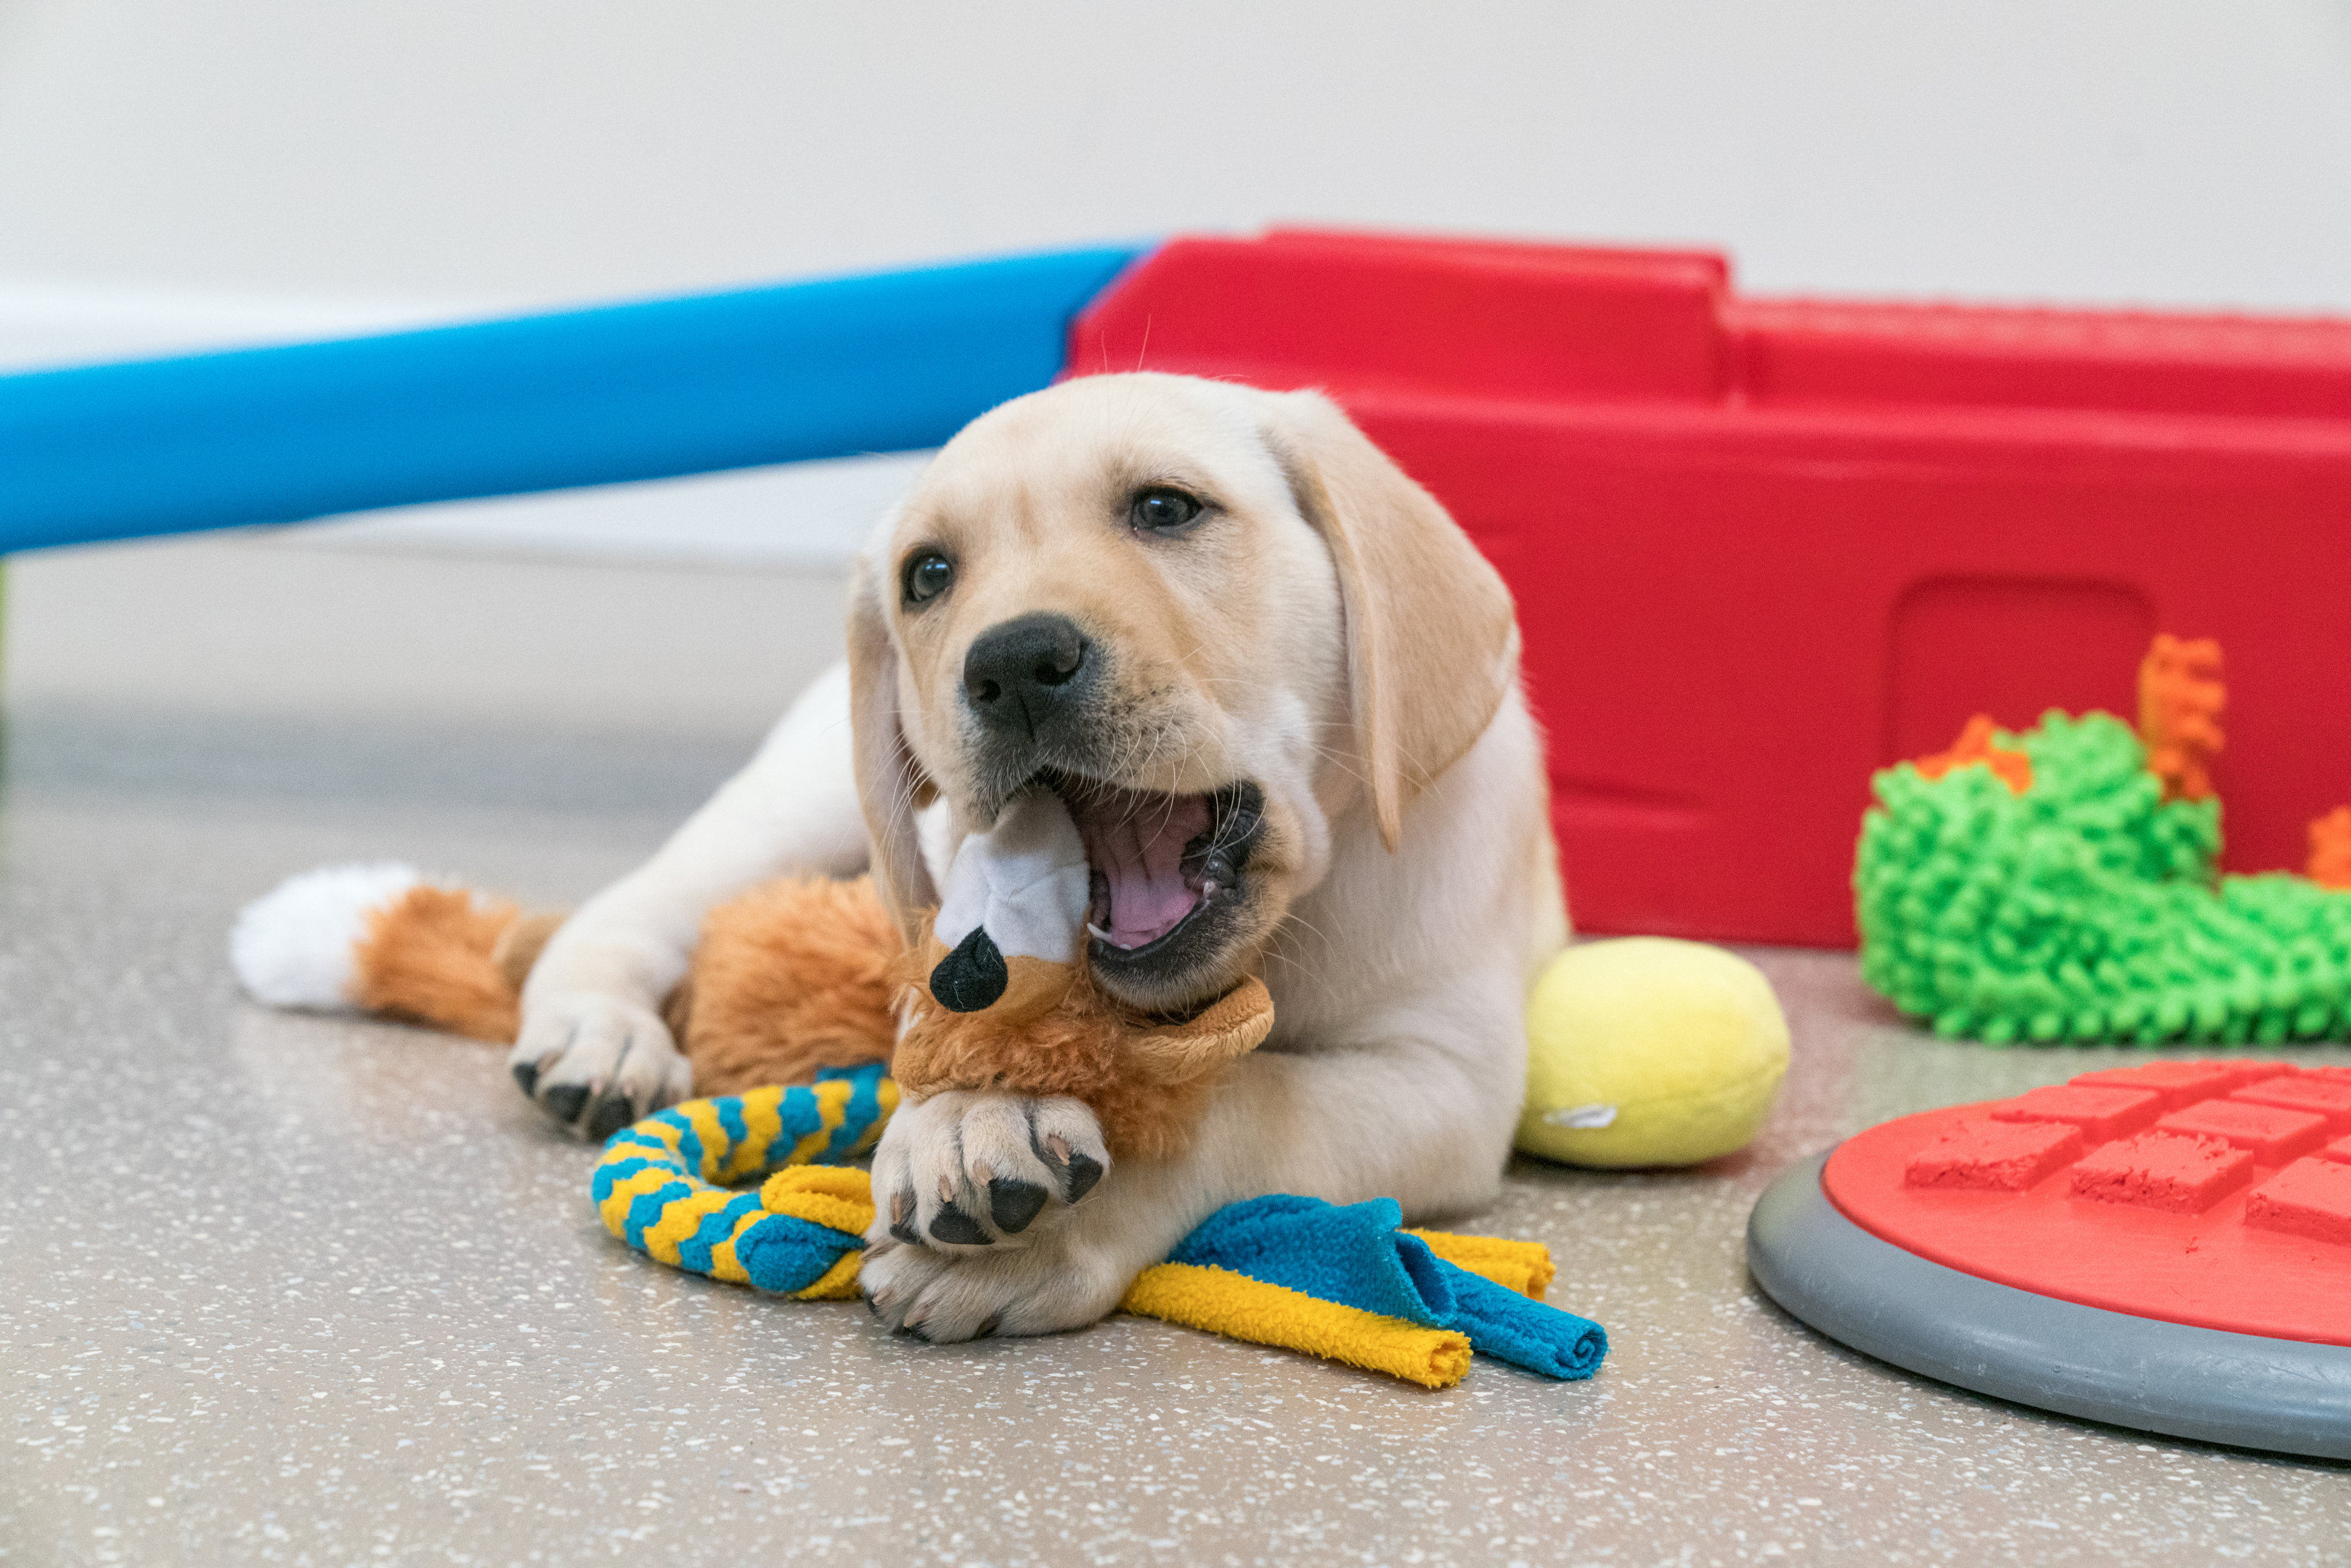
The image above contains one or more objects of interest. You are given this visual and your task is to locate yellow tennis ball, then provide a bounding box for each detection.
[1517,937,1790,1168]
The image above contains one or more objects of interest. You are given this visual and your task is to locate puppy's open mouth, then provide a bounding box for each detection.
[1042,774,1264,976]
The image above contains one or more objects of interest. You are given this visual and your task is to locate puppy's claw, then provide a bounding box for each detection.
[857,1222,1136,1342]
[511,994,686,1136]
[873,1090,1107,1255]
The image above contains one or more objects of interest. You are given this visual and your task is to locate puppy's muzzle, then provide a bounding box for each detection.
[963,613,1096,745]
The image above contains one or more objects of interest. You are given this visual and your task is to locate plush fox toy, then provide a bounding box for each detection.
[892,791,1273,1159]
[230,791,1272,1159]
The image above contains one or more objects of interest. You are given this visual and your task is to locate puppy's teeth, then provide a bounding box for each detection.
[1086,922,1117,944]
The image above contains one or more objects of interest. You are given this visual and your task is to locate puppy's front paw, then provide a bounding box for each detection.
[867,1093,1108,1254]
[859,1229,1130,1342]
[508,993,691,1140]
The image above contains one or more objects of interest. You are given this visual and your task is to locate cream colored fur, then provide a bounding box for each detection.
[510,373,1568,1340]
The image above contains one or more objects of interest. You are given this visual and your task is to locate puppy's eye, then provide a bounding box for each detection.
[1130,486,1204,533]
[902,551,955,605]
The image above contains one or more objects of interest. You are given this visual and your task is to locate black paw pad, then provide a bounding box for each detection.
[930,926,1009,1013]
[542,1084,590,1124]
[510,1058,542,1096]
[1063,1152,1105,1203]
[988,1177,1049,1234]
[927,1204,993,1246]
[585,1096,635,1141]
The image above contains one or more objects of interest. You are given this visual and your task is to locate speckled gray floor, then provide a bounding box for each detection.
[4,538,2348,1565]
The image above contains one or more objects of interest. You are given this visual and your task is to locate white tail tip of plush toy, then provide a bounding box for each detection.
[229,862,424,1010]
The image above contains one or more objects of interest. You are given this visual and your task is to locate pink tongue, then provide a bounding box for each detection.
[1067,786,1212,948]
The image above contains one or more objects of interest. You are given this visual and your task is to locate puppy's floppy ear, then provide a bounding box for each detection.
[1268,390,1520,852]
[847,555,940,944]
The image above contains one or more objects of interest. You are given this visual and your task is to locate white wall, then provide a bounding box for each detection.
[2,0,2347,322]
[3,1,2347,567]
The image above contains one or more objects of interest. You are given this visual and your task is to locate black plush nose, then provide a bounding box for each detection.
[963,614,1091,737]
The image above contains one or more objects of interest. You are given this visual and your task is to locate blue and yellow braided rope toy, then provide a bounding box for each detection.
[592,1064,1608,1388]
[592,1066,895,1301]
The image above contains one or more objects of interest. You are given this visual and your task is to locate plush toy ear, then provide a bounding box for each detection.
[1122,975,1276,1085]
[847,555,941,946]
[1267,390,1520,851]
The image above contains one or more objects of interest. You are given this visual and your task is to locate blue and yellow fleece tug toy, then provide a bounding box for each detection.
[593,1065,1608,1389]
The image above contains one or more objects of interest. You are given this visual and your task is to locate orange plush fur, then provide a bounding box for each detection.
[354,886,526,1044]
[345,878,901,1090]
[890,955,1271,1161]
[346,873,1265,1153]
[672,876,900,1095]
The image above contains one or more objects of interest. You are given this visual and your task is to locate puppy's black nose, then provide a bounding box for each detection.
[963,613,1091,736]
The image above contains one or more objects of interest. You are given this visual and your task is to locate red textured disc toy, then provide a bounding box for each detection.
[1748,1060,2351,1457]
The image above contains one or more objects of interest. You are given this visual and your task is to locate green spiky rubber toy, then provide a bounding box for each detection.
[1856,643,2351,1047]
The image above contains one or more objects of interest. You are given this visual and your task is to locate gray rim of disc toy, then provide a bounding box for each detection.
[1746,1151,2351,1461]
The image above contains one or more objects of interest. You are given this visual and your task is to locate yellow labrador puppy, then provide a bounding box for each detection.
[510,372,1567,1339]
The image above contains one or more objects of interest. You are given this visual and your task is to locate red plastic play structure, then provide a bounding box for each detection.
[17,227,2351,947]
[1069,230,2351,946]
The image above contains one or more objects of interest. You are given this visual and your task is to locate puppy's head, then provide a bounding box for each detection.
[849,373,1517,1013]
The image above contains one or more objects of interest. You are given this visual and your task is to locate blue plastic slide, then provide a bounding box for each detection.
[0,245,1144,554]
